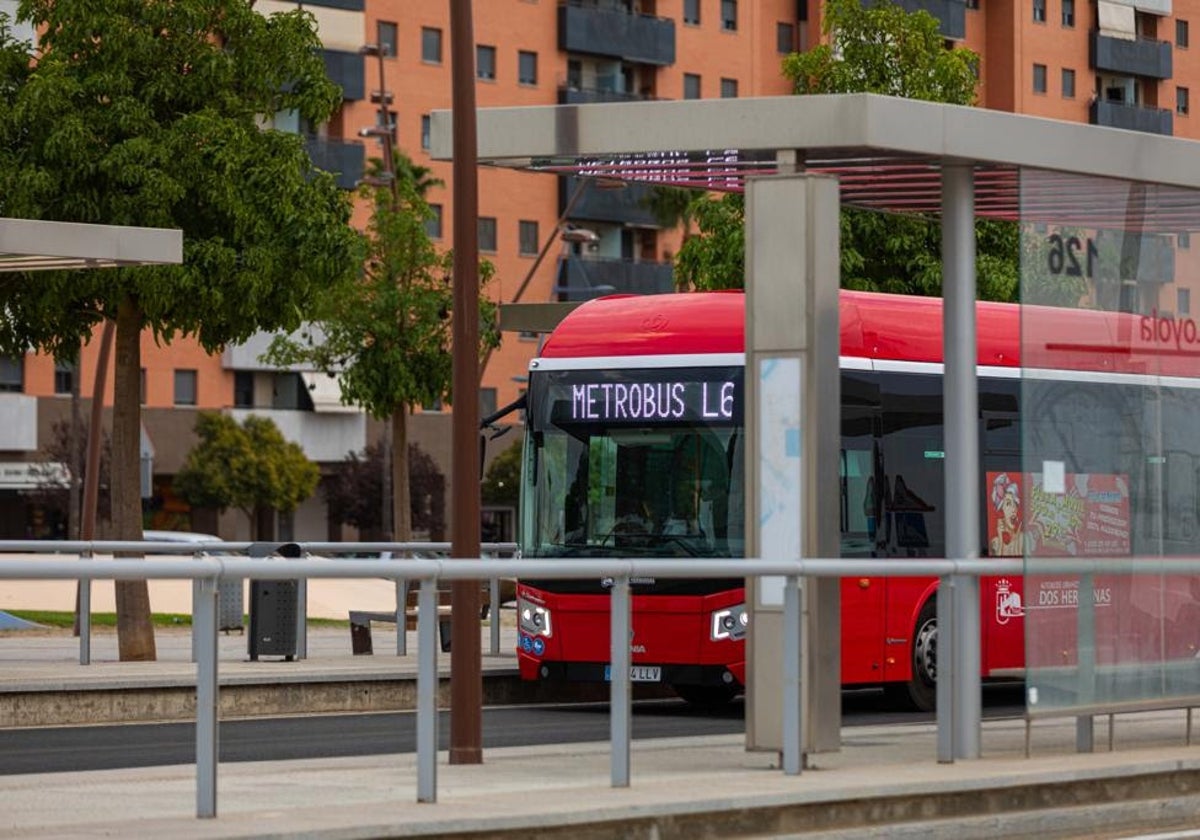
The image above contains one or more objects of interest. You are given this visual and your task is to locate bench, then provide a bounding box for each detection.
[349,606,454,654]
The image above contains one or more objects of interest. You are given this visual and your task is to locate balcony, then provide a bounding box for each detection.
[555,256,674,301]
[305,136,366,190]
[1089,99,1173,135]
[561,176,661,227]
[322,49,365,101]
[1090,32,1172,79]
[229,408,366,464]
[884,0,966,40]
[557,2,675,66]
[557,85,653,105]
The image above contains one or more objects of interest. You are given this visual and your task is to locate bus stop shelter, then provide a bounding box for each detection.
[0,217,182,272]
[432,93,1200,762]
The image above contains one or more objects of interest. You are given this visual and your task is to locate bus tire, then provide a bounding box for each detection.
[884,597,937,712]
[672,683,739,709]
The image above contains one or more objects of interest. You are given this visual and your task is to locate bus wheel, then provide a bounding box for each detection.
[884,598,937,712]
[672,684,739,709]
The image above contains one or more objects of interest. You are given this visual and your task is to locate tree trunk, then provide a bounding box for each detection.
[392,409,411,542]
[112,295,156,661]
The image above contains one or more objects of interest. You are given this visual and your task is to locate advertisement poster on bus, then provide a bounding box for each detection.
[984,470,1132,670]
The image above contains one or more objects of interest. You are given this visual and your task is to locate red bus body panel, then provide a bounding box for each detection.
[528,290,1191,692]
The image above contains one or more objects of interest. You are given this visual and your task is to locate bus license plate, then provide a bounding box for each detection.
[604,665,662,682]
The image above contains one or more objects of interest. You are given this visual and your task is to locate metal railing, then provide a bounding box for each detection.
[0,542,1028,818]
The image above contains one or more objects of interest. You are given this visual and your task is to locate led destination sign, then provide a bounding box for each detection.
[567,379,740,423]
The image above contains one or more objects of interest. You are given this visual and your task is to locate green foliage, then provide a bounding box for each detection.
[0,0,361,358]
[266,150,499,420]
[674,0,1020,303]
[674,194,745,291]
[481,439,522,508]
[324,441,446,537]
[782,0,979,103]
[173,412,319,521]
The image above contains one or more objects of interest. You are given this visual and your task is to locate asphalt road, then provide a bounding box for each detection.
[0,684,1026,776]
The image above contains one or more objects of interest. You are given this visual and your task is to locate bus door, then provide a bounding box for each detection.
[877,372,945,684]
[840,406,886,684]
[981,407,1024,675]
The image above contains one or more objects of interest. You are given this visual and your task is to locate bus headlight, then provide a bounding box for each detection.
[710,605,748,641]
[518,597,552,637]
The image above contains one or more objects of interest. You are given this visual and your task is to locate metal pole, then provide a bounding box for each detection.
[942,163,981,760]
[936,575,955,762]
[416,577,438,803]
[610,574,631,787]
[395,576,408,657]
[783,574,803,775]
[1076,571,1096,752]
[195,575,219,818]
[449,0,483,766]
[489,577,500,656]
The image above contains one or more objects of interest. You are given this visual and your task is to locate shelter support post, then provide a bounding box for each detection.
[941,162,981,761]
[745,174,842,758]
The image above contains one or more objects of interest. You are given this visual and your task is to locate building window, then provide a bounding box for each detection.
[377,21,398,57]
[174,369,197,407]
[1178,86,1190,115]
[1061,0,1073,26]
[140,368,146,405]
[1032,63,1047,93]
[53,359,73,395]
[683,72,701,99]
[519,220,539,256]
[421,27,442,63]
[426,204,443,239]
[518,50,538,85]
[376,109,397,133]
[1062,68,1075,98]
[721,77,739,98]
[777,22,795,53]
[721,0,737,30]
[684,0,700,24]
[966,0,979,9]
[1179,287,1191,315]
[421,114,431,150]
[0,357,23,393]
[478,216,497,252]
[476,44,496,80]
[1032,0,1045,22]
[234,371,254,408]
[1178,19,1190,48]
[1180,231,1191,249]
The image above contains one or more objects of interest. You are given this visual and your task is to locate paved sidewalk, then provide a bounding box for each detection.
[4,625,1200,838]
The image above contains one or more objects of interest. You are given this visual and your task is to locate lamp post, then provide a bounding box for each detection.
[359,37,398,542]
[449,0,482,766]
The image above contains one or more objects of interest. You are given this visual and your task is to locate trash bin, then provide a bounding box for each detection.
[217,579,244,633]
[247,542,302,661]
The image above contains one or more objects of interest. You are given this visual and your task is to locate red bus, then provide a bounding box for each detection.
[513,290,1200,710]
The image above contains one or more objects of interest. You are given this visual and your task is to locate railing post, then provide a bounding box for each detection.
[195,575,219,818]
[610,574,632,788]
[937,574,955,763]
[489,577,501,656]
[783,574,803,775]
[416,576,438,803]
[395,576,408,657]
[78,549,91,666]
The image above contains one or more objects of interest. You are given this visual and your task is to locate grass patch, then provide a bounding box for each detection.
[6,610,347,629]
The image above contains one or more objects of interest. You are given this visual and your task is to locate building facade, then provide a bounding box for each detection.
[1,0,1196,540]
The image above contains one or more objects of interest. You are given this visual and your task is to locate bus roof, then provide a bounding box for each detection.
[537,290,1200,377]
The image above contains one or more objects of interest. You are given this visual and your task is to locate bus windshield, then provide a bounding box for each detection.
[520,365,745,559]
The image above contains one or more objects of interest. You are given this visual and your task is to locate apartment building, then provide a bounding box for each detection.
[1,0,1195,541]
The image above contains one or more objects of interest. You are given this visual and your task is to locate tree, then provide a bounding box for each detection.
[324,441,447,540]
[173,413,319,540]
[0,1,361,660]
[266,150,499,543]
[29,419,113,535]
[674,0,1021,303]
